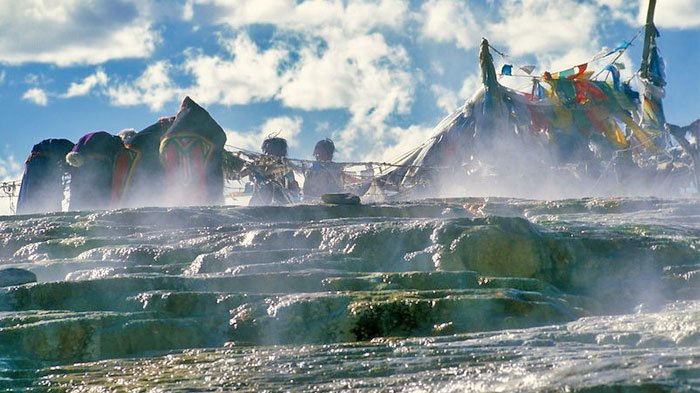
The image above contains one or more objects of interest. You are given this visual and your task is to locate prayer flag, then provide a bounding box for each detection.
[605,41,631,57]
[591,47,611,61]
[501,64,513,76]
[603,64,620,90]
[519,65,536,74]
[549,63,588,80]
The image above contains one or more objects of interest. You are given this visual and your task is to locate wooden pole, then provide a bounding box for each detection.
[640,0,657,79]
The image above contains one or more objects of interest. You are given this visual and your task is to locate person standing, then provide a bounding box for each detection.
[244,136,300,206]
[302,138,343,201]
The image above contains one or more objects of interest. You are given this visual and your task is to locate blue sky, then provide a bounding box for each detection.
[0,0,699,186]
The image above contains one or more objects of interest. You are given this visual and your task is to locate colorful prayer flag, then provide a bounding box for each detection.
[501,64,513,76]
[549,63,588,80]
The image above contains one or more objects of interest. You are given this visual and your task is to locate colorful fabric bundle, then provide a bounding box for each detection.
[114,116,176,207]
[159,97,226,206]
[16,139,74,214]
[66,131,125,211]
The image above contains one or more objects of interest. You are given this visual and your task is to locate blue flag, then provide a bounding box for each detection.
[604,64,620,90]
[501,64,512,76]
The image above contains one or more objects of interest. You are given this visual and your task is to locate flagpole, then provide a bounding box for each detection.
[640,0,657,80]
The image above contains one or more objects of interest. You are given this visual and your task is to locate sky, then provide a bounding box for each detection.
[0,0,699,192]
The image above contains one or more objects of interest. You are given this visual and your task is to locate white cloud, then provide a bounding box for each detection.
[225,116,303,153]
[315,122,332,135]
[278,31,413,114]
[596,0,700,29]
[188,0,408,34]
[459,75,483,103]
[106,32,289,110]
[0,196,15,216]
[537,47,598,74]
[181,0,415,123]
[63,69,109,97]
[275,29,414,159]
[183,33,289,106]
[106,61,181,111]
[431,61,446,77]
[112,4,416,159]
[0,153,22,181]
[431,74,482,115]
[22,88,48,106]
[259,116,303,148]
[640,0,700,29]
[594,0,637,24]
[224,129,260,153]
[488,0,599,56]
[432,85,461,114]
[0,0,159,66]
[0,153,23,216]
[182,0,195,21]
[73,0,417,162]
[333,122,433,162]
[342,0,408,33]
[0,70,5,84]
[24,73,49,85]
[419,0,482,50]
[379,124,435,162]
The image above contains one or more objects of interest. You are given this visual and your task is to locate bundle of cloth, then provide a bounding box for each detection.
[16,138,75,214]
[65,131,126,211]
[159,96,227,206]
[39,97,228,212]
[115,116,176,208]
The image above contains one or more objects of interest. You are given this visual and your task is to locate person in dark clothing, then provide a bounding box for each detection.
[303,138,343,201]
[66,131,126,211]
[159,97,226,206]
[16,138,74,214]
[244,136,300,206]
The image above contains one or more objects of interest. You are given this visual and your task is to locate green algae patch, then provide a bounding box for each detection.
[0,272,334,313]
[0,312,130,362]
[224,288,582,346]
[132,291,267,317]
[434,217,550,277]
[350,295,436,340]
[322,271,480,291]
[0,311,229,363]
[348,289,578,341]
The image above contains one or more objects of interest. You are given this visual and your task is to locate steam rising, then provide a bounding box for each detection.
[381,85,692,202]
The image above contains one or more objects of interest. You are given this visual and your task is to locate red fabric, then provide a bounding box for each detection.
[573,81,607,104]
[528,105,549,133]
[566,63,588,80]
[111,149,133,206]
[161,137,212,205]
[189,143,208,204]
[584,107,608,135]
